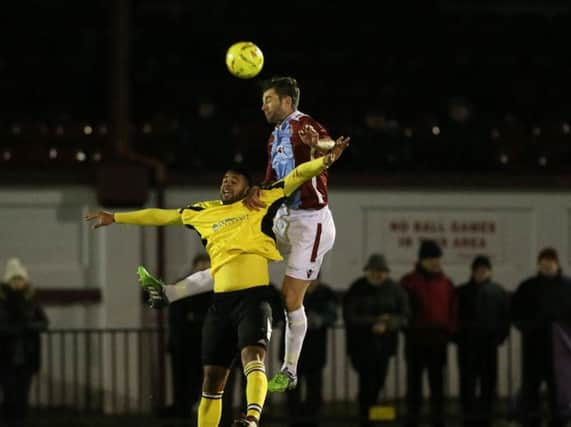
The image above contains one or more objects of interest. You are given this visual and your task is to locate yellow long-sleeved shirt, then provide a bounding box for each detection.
[115,156,329,292]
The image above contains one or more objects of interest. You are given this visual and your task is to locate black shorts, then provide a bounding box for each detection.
[202,285,274,367]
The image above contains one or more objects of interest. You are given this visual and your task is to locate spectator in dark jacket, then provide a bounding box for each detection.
[455,255,510,427]
[283,275,337,427]
[167,253,212,419]
[0,258,48,427]
[511,247,571,427]
[344,254,410,427]
[400,240,457,427]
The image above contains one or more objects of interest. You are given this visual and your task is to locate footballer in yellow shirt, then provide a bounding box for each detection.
[91,154,331,292]
[84,137,348,427]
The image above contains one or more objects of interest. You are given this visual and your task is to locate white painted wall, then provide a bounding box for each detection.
[2,185,569,402]
[4,186,567,303]
[163,186,570,291]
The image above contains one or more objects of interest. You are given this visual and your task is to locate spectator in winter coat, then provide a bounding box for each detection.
[344,253,410,427]
[455,255,510,427]
[400,240,457,427]
[512,247,571,427]
[0,258,49,427]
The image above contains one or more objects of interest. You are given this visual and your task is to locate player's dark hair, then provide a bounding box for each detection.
[261,76,300,109]
[225,165,252,186]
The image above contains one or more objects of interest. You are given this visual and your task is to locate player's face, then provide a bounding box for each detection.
[261,88,290,124]
[220,171,250,204]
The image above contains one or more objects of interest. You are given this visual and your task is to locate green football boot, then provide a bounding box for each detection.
[137,265,168,309]
[267,369,298,393]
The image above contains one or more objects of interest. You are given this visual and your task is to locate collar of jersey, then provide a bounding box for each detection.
[276,110,303,131]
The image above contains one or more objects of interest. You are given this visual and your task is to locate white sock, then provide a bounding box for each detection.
[281,306,307,377]
[163,268,214,303]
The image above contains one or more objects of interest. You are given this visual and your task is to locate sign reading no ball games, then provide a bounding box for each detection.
[380,211,504,264]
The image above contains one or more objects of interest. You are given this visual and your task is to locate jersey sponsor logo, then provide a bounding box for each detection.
[212,214,248,232]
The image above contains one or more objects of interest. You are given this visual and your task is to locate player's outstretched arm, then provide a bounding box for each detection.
[243,185,266,210]
[324,135,351,165]
[84,208,183,229]
[299,124,336,152]
[84,211,115,229]
[281,135,350,196]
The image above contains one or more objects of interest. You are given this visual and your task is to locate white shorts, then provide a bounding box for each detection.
[272,205,336,281]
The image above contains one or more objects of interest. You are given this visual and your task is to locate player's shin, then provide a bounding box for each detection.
[281,305,307,377]
[164,268,214,303]
[197,391,223,427]
[244,360,267,422]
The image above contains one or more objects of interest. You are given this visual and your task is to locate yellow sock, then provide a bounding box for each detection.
[197,391,223,427]
[244,360,267,421]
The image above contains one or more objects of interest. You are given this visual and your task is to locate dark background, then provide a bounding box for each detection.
[1,0,571,182]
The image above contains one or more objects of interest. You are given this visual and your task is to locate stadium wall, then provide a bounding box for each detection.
[1,185,569,326]
[1,185,569,400]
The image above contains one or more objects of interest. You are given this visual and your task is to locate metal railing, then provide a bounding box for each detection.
[32,328,162,414]
[30,325,524,423]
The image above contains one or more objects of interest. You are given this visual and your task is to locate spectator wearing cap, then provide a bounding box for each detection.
[455,255,510,427]
[400,240,457,427]
[0,258,49,427]
[343,253,410,427]
[512,247,571,427]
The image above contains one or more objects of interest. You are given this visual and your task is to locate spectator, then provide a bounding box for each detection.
[343,254,410,427]
[166,254,221,420]
[511,247,571,427]
[455,255,510,427]
[552,321,571,421]
[0,258,48,427]
[285,275,338,427]
[400,240,457,427]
